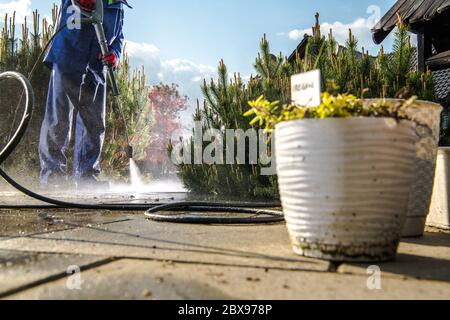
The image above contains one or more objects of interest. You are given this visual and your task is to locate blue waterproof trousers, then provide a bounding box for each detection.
[39,64,106,184]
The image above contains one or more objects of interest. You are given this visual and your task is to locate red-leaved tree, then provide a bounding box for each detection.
[147,83,188,176]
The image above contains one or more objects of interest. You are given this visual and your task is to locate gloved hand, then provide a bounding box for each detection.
[78,0,96,12]
[99,52,119,69]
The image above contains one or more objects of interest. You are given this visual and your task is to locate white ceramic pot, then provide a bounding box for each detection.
[427,148,450,230]
[399,100,442,237]
[275,117,418,262]
[365,100,442,237]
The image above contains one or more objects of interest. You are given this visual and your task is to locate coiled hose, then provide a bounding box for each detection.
[0,72,34,166]
[0,28,283,225]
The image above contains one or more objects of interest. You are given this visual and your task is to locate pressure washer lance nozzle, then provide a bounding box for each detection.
[126,145,133,159]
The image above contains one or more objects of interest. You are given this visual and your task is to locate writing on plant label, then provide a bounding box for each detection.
[291,69,321,107]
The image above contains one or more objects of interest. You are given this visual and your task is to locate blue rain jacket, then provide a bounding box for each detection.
[39,64,107,183]
[44,0,128,81]
[39,0,130,183]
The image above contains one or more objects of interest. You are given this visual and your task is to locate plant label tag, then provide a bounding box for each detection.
[291,70,321,107]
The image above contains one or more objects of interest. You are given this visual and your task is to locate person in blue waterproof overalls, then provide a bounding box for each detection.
[39,0,131,189]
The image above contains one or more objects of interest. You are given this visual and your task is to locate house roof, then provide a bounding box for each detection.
[372,0,450,44]
[286,4,450,103]
[410,49,449,101]
[427,50,450,71]
[287,34,310,63]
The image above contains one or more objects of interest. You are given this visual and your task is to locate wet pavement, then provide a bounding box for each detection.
[0,191,449,299]
[0,209,131,238]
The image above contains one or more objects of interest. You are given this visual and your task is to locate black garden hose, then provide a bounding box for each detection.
[144,202,284,224]
[0,5,284,223]
[0,27,284,225]
[0,72,34,166]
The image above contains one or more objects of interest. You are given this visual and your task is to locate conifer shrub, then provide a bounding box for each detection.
[0,7,152,185]
[175,14,436,200]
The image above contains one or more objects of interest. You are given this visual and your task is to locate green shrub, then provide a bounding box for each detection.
[175,57,280,199]
[246,93,416,131]
[0,10,56,186]
[0,6,152,185]
[175,14,437,200]
[101,53,153,180]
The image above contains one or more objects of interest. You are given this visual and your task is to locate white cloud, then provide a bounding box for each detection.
[124,40,217,124]
[125,40,216,84]
[0,0,32,23]
[158,59,216,122]
[125,41,160,60]
[161,59,215,79]
[125,40,215,86]
[283,17,384,53]
[288,29,305,41]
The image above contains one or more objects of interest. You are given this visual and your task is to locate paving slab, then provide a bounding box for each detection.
[1,215,449,300]
[0,209,132,238]
[0,249,112,297]
[0,189,187,206]
[0,217,331,272]
[6,259,450,300]
[338,229,450,283]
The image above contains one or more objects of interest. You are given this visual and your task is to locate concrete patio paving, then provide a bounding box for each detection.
[0,207,449,300]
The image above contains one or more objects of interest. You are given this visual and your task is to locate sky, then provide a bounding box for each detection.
[1,0,398,114]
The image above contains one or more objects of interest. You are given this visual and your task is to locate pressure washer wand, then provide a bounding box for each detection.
[72,0,133,159]
[94,24,120,96]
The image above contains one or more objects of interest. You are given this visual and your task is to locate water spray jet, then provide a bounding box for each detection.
[0,1,283,225]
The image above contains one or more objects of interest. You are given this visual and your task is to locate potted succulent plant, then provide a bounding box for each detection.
[245,93,422,262]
